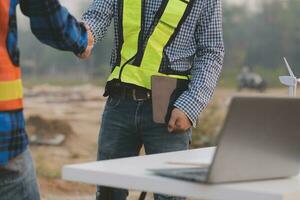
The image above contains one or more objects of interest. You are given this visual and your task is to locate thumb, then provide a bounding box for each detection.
[168,112,178,133]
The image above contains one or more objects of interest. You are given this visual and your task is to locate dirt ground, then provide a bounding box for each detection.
[23,85,291,200]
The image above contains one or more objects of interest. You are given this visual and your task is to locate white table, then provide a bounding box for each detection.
[62,147,300,200]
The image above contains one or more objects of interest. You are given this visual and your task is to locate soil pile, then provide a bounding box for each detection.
[26,115,74,145]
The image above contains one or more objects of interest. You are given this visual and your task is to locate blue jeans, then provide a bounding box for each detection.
[0,148,40,200]
[97,94,190,200]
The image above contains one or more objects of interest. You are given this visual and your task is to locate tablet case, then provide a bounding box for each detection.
[151,76,189,124]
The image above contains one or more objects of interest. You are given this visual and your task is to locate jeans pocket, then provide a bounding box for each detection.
[0,158,24,185]
[105,96,121,110]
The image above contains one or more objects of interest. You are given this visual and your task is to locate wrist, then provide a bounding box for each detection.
[87,28,94,48]
[77,23,94,59]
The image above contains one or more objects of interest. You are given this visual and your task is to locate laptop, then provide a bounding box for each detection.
[151,97,300,183]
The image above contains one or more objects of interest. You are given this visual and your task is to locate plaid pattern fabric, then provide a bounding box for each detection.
[0,0,88,166]
[20,0,88,55]
[0,111,29,166]
[6,0,20,66]
[82,0,225,126]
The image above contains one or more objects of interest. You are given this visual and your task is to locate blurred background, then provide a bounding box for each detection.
[16,0,300,199]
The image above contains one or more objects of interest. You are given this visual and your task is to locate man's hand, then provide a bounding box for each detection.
[168,108,192,133]
[78,24,94,59]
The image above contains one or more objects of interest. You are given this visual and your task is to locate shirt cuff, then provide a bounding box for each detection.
[81,18,98,44]
[174,92,203,128]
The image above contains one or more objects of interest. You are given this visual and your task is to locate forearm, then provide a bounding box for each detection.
[174,0,225,126]
[20,0,88,55]
[174,45,224,126]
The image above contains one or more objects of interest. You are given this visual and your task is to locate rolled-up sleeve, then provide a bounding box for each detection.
[174,0,225,127]
[81,0,114,43]
[20,0,88,55]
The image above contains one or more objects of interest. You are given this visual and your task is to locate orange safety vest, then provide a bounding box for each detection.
[0,0,23,111]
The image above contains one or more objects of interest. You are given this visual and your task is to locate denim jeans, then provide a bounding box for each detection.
[96,94,190,200]
[0,148,40,200]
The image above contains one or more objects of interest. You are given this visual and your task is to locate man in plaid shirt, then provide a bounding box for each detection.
[0,0,92,199]
[83,0,224,199]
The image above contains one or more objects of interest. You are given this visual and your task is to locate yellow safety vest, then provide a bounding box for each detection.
[108,0,194,90]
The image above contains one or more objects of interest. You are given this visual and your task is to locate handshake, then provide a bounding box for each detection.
[19,0,95,60]
[77,24,94,60]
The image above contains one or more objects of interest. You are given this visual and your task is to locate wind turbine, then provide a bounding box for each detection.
[279,58,300,96]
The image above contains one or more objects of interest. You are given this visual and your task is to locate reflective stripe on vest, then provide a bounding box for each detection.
[0,79,23,101]
[108,0,193,89]
[119,0,142,67]
[0,0,23,111]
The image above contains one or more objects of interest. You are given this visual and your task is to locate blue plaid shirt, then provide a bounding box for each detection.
[0,112,29,166]
[83,0,225,126]
[0,0,88,166]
